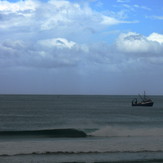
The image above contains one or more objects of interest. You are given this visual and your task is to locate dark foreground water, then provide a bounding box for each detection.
[0,95,163,163]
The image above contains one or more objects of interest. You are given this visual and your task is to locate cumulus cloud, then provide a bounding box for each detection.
[147,33,163,44]
[116,32,163,54]
[115,32,163,68]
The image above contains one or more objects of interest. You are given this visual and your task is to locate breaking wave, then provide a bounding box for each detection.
[0,128,87,138]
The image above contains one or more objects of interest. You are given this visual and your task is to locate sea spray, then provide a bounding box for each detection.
[90,126,163,137]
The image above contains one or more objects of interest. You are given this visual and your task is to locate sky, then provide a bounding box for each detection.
[0,0,163,95]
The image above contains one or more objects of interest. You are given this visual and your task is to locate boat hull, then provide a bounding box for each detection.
[132,102,154,107]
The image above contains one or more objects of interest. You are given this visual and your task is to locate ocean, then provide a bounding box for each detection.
[0,95,163,163]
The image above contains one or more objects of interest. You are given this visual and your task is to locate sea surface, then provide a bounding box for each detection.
[0,95,163,163]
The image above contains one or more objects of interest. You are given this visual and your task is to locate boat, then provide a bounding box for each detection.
[132,91,154,107]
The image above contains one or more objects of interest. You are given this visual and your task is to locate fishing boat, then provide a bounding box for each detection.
[132,91,154,107]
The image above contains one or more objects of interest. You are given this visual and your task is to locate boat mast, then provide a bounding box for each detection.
[139,91,146,101]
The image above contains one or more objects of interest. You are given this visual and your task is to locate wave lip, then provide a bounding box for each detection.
[0,129,87,138]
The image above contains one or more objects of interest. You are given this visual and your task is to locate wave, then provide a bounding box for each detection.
[89,126,163,137]
[0,128,87,138]
[1,126,163,138]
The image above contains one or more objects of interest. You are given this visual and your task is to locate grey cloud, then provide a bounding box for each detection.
[0,40,79,68]
[0,38,119,71]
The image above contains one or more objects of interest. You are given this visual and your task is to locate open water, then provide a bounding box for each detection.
[0,95,163,163]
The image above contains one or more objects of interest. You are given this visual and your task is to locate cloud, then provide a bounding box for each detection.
[116,32,163,54]
[0,38,80,68]
[147,33,163,44]
[0,0,140,70]
[38,38,76,49]
[116,32,150,53]
[101,15,138,25]
[0,1,163,73]
[0,0,135,33]
[101,15,124,25]
[1,31,163,72]
[0,37,113,70]
[0,0,37,13]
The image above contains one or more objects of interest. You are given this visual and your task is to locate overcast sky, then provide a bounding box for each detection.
[0,0,163,95]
